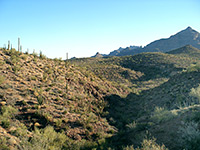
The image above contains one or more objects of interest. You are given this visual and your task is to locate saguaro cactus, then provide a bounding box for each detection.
[18,38,20,51]
[66,52,68,60]
[8,40,10,50]
[20,45,22,52]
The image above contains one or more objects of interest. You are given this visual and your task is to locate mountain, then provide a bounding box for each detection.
[92,52,104,58]
[142,26,200,52]
[104,27,200,57]
[108,46,140,56]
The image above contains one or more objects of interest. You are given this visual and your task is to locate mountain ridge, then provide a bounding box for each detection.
[142,26,200,52]
[94,26,200,57]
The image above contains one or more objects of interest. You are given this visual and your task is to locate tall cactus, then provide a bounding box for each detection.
[8,40,10,50]
[18,38,20,51]
[20,45,22,52]
[66,53,68,60]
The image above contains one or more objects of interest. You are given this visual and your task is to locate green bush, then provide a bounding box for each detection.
[178,121,200,150]
[123,138,168,150]
[13,65,21,73]
[190,85,200,103]
[151,107,177,123]
[0,105,18,118]
[37,96,44,105]
[1,119,10,128]
[32,50,38,57]
[21,126,67,150]
[30,76,37,81]
[0,106,17,129]
[0,75,5,85]
[0,136,10,150]
[187,63,200,72]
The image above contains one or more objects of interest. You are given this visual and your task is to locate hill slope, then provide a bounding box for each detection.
[0,48,127,149]
[72,46,200,149]
[167,45,200,58]
[2,46,200,149]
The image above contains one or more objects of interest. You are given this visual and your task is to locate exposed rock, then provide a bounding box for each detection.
[8,138,17,145]
[0,101,6,106]
[8,126,17,133]
[34,122,41,127]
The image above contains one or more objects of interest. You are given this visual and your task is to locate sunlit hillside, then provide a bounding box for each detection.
[1,45,200,149]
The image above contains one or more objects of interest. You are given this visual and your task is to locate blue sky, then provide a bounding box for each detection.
[0,0,200,58]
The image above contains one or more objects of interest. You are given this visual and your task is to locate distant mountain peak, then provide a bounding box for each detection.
[96,27,200,57]
[92,52,104,58]
[142,26,200,53]
[186,26,192,30]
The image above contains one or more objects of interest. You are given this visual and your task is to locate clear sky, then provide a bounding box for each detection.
[0,0,200,59]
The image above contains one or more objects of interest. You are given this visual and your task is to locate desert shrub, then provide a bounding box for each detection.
[126,121,137,131]
[0,105,18,118]
[0,75,5,85]
[123,145,135,150]
[0,106,18,129]
[191,111,200,123]
[13,64,21,73]
[12,123,28,137]
[187,63,200,72]
[37,96,44,105]
[0,136,10,150]
[42,73,48,82]
[0,60,5,65]
[46,68,53,75]
[123,138,168,150]
[32,50,38,57]
[10,54,20,65]
[21,54,28,60]
[174,86,200,108]
[35,110,52,123]
[5,48,20,58]
[55,119,62,127]
[139,138,168,150]
[190,85,200,103]
[178,121,200,150]
[21,126,67,150]
[1,119,10,128]
[30,76,37,81]
[151,107,177,123]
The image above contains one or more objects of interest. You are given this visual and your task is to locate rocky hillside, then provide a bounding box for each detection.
[167,45,200,58]
[1,45,200,149]
[72,45,200,150]
[0,48,127,149]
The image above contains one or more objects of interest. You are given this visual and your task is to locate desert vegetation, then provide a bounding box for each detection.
[1,45,200,149]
